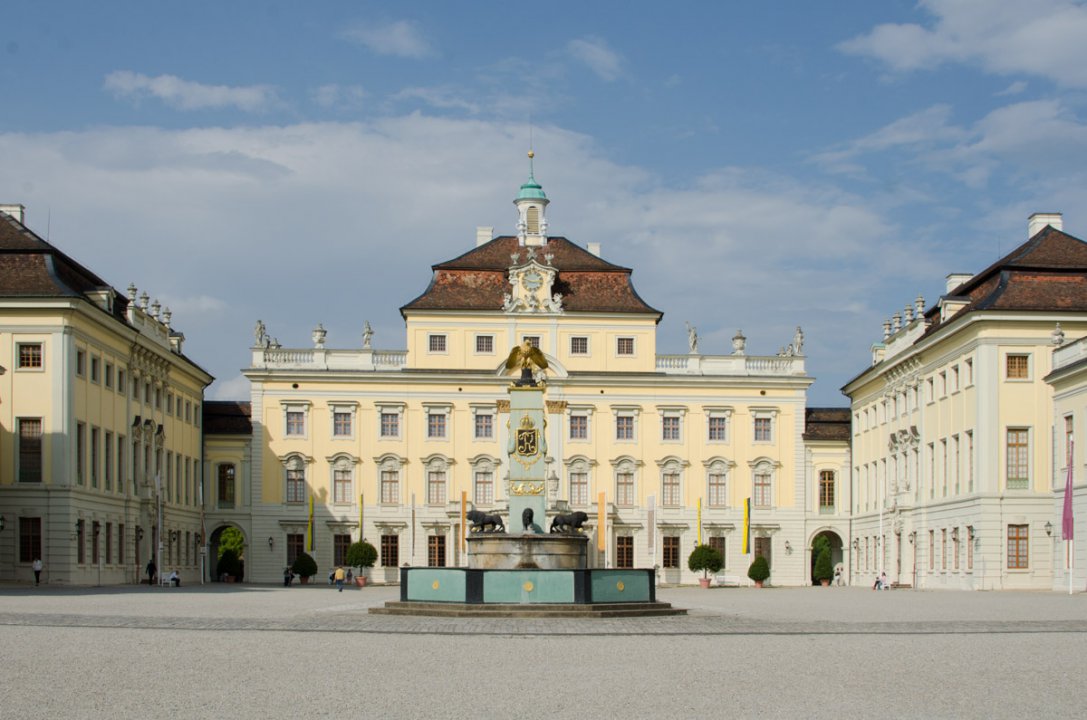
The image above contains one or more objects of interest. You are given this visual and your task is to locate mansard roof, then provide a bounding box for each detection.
[401,235,661,318]
[204,401,253,435]
[0,211,124,316]
[803,407,851,442]
[922,226,1087,337]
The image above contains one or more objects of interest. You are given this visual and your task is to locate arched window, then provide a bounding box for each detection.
[750,459,776,509]
[613,457,638,507]
[328,454,359,505]
[705,458,732,508]
[375,454,407,505]
[566,457,592,506]
[469,456,499,506]
[658,457,687,507]
[423,455,452,506]
[283,454,308,504]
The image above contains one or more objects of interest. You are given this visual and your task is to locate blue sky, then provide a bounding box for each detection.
[4,1,1087,404]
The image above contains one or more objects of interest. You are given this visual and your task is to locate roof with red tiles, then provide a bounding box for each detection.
[922,226,1087,338]
[204,401,253,435]
[401,236,661,318]
[803,407,851,442]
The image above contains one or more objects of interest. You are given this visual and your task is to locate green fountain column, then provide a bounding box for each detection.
[507,384,548,533]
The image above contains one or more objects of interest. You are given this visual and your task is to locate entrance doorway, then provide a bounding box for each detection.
[809,530,844,585]
[209,525,247,582]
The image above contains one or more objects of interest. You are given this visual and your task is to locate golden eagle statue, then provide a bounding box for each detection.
[504,340,548,386]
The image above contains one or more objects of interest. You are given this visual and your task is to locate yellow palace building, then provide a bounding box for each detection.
[204,168,852,586]
[0,204,213,586]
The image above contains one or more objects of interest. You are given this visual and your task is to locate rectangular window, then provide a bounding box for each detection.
[166,393,173,414]
[570,336,589,355]
[427,412,446,439]
[754,417,772,442]
[709,536,726,566]
[381,470,399,504]
[1006,428,1029,489]
[427,471,446,505]
[381,534,399,567]
[104,431,113,491]
[662,536,679,568]
[819,470,835,511]
[105,522,112,564]
[334,469,352,504]
[967,528,974,571]
[19,517,42,563]
[333,412,352,437]
[117,369,126,392]
[18,418,43,483]
[76,349,86,376]
[117,435,126,493]
[754,472,772,508]
[616,472,635,506]
[287,534,305,566]
[474,413,493,439]
[1006,354,1029,379]
[708,473,727,507]
[941,528,947,570]
[119,524,126,564]
[90,356,100,383]
[569,415,588,440]
[185,401,192,423]
[475,335,494,354]
[523,336,540,348]
[286,469,305,503]
[662,473,681,506]
[76,422,86,485]
[333,534,351,567]
[428,334,447,353]
[965,358,973,385]
[17,343,43,369]
[569,471,589,506]
[616,536,634,568]
[708,416,728,441]
[953,530,960,571]
[90,427,100,488]
[474,471,494,505]
[217,465,236,508]
[928,530,934,571]
[1065,415,1075,465]
[1007,525,1029,569]
[615,415,634,441]
[380,412,399,438]
[427,535,446,567]
[953,434,960,495]
[616,337,634,356]
[286,411,305,437]
[662,416,681,441]
[92,521,100,564]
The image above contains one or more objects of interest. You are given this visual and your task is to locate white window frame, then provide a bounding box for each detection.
[615,336,635,357]
[424,403,452,440]
[470,405,496,441]
[657,456,689,508]
[750,458,779,509]
[327,453,359,505]
[281,401,311,439]
[374,454,407,506]
[705,407,733,443]
[612,405,640,443]
[468,455,500,507]
[16,341,45,371]
[281,453,310,504]
[567,405,594,443]
[565,455,594,507]
[569,335,590,356]
[751,408,778,444]
[612,456,640,507]
[658,407,686,443]
[422,455,452,506]
[1005,352,1032,382]
[376,403,405,440]
[704,457,734,508]
[428,334,448,354]
[329,402,359,440]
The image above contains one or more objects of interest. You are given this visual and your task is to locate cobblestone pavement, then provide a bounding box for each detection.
[1,583,1084,719]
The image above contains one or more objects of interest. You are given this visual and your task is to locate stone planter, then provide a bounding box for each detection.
[299,576,310,585]
[754,580,764,588]
[355,575,368,587]
[820,579,830,587]
[698,578,711,589]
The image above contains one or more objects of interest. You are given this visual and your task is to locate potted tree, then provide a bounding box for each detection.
[748,555,770,588]
[217,548,242,583]
[813,547,834,587]
[688,544,724,588]
[291,552,318,585]
[345,540,377,587]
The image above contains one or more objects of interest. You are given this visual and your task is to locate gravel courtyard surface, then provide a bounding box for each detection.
[1,583,1084,719]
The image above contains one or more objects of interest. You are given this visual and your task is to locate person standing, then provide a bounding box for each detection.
[334,566,346,592]
[32,558,43,586]
[146,559,157,586]
[283,566,293,587]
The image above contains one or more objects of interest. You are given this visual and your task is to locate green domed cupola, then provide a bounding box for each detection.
[515,150,549,246]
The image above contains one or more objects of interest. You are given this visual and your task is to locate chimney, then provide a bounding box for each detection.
[475,226,493,247]
[587,242,601,257]
[1028,212,1062,238]
[0,204,26,224]
[945,273,972,294]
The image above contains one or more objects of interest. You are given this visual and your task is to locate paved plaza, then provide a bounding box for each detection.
[1,582,1084,718]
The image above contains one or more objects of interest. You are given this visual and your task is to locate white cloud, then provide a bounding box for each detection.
[1,114,1064,404]
[996,80,1028,96]
[341,20,433,59]
[567,37,623,81]
[104,71,278,112]
[390,86,481,114]
[839,0,1087,87]
[312,84,366,109]
[208,373,250,401]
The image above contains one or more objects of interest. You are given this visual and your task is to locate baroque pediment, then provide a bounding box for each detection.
[503,251,563,314]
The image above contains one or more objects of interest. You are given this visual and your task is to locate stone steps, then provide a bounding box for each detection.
[369,600,686,618]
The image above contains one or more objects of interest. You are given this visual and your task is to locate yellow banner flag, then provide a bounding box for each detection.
[597,492,606,553]
[308,494,315,552]
[743,497,750,555]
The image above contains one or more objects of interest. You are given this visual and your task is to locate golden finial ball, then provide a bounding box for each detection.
[527,150,535,159]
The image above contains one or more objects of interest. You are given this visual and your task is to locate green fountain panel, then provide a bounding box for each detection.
[482,570,576,604]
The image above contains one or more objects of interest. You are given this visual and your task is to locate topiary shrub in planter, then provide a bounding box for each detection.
[217,548,242,582]
[291,552,318,583]
[345,541,377,586]
[814,547,834,586]
[748,555,770,587]
[688,544,724,588]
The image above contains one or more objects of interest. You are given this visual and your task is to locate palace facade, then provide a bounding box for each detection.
[0,204,213,586]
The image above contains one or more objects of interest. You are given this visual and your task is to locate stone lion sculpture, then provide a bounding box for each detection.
[549,511,590,534]
[466,510,504,533]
